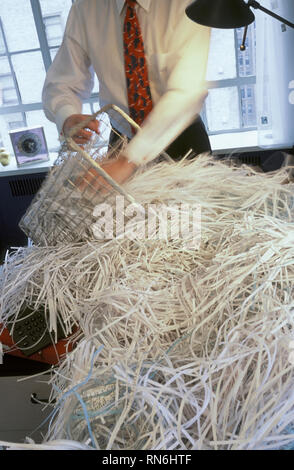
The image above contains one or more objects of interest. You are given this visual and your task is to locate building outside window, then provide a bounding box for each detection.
[43,14,63,48]
[0,73,18,106]
[0,25,5,55]
[0,0,257,156]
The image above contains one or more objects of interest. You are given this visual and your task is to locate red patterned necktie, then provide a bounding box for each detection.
[123,0,153,128]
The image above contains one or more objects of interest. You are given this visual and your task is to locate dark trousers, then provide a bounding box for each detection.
[165,116,211,160]
[110,116,211,160]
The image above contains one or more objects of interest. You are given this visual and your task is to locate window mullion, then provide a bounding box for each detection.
[30,0,52,72]
[234,28,243,130]
[206,76,256,89]
[0,102,44,115]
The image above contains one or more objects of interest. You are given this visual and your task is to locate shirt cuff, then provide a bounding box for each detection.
[124,90,208,166]
[55,104,80,135]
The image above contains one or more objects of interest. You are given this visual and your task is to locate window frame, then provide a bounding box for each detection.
[201,26,257,135]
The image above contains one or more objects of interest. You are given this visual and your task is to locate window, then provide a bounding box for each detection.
[0,0,98,155]
[203,23,257,138]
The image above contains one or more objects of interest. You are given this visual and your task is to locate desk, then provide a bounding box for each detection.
[0,374,52,443]
[0,152,57,178]
[0,154,56,251]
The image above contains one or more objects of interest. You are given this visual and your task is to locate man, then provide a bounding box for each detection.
[42,0,211,185]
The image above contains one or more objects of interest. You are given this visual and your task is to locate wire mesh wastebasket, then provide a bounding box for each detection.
[19,104,139,246]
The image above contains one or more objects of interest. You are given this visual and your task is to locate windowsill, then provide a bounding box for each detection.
[0,152,58,177]
[210,130,260,154]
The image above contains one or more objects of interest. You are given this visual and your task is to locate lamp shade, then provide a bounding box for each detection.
[186,0,255,28]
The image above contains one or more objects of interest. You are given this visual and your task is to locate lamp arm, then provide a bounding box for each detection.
[248,0,294,29]
[240,25,248,50]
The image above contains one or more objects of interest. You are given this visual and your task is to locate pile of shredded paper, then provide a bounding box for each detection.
[1,155,294,450]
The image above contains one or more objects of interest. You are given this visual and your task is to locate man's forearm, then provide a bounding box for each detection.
[124,25,211,166]
[124,87,208,166]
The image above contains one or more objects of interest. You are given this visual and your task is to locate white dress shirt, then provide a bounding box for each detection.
[42,0,211,165]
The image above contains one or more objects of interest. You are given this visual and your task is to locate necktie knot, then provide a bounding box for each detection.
[125,0,136,7]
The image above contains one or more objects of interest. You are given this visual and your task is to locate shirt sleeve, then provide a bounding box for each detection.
[42,3,94,134]
[124,13,211,165]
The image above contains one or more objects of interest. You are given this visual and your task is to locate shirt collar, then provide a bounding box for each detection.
[116,0,151,15]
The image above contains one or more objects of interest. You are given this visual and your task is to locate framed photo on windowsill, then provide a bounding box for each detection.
[9,126,49,167]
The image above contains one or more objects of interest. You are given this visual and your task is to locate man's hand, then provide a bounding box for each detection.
[77,155,137,194]
[63,114,99,145]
